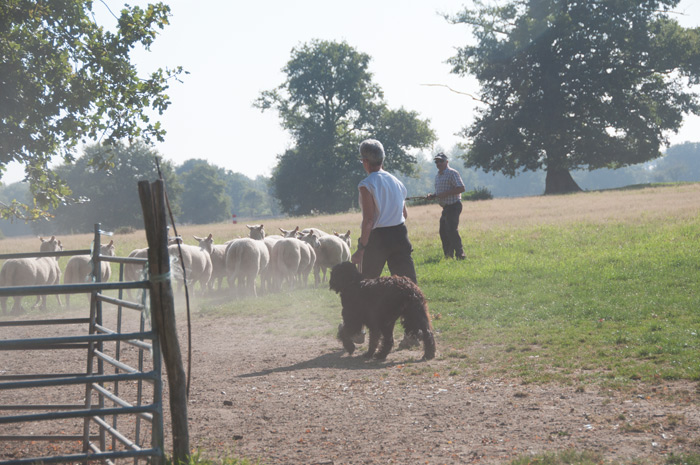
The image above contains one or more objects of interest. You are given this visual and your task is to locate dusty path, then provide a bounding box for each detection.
[176,313,699,464]
[1,307,699,464]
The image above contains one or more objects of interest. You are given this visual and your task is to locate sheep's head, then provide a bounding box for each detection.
[102,240,116,257]
[299,232,320,248]
[194,234,214,254]
[334,230,352,248]
[39,236,62,252]
[247,224,265,240]
[279,226,299,238]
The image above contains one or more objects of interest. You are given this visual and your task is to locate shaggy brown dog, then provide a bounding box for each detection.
[329,262,436,360]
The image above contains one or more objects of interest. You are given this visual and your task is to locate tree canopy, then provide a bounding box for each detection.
[0,0,184,218]
[45,141,180,234]
[448,0,700,194]
[176,160,231,225]
[256,39,435,215]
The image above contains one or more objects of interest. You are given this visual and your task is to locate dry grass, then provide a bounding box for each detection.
[411,183,700,234]
[1,183,698,256]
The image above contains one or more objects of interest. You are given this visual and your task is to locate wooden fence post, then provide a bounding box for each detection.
[138,180,190,464]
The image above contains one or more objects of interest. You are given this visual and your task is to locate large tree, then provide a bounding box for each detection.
[256,40,435,214]
[1,0,184,218]
[448,0,700,194]
[177,160,231,225]
[44,141,180,234]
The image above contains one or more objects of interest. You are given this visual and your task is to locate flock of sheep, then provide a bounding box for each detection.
[0,225,352,314]
[161,224,352,298]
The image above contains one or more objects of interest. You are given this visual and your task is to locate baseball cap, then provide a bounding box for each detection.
[433,152,448,161]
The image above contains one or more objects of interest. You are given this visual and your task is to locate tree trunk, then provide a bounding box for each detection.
[544,167,582,195]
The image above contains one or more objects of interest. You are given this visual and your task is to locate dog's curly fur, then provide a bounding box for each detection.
[329,261,436,360]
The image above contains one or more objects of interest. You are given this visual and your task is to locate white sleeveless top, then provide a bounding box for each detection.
[358,170,407,229]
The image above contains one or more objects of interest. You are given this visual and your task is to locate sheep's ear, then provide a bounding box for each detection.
[108,240,114,247]
[333,230,338,236]
[294,226,299,233]
[246,224,253,230]
[39,236,45,242]
[346,230,351,236]
[207,233,213,240]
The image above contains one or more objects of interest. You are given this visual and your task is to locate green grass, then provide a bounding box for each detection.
[179,212,700,390]
[4,186,700,465]
[412,217,700,386]
[507,450,700,465]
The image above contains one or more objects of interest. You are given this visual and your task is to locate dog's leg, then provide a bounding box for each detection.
[375,321,396,360]
[421,328,436,360]
[364,329,380,359]
[337,324,356,355]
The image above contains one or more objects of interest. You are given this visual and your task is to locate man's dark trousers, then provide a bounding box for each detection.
[439,202,464,259]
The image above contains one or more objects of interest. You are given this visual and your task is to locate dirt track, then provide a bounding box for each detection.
[176,313,700,464]
[2,303,699,465]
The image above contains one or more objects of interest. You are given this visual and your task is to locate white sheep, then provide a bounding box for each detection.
[261,235,281,293]
[123,236,183,297]
[193,234,229,291]
[297,232,321,287]
[334,230,352,250]
[168,241,213,295]
[63,240,116,308]
[269,237,302,290]
[279,226,299,238]
[122,247,148,300]
[247,224,266,240]
[297,239,317,288]
[0,236,63,314]
[302,233,350,285]
[225,237,269,297]
[300,227,329,237]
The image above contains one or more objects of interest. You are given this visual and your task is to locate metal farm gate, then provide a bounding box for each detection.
[0,181,185,465]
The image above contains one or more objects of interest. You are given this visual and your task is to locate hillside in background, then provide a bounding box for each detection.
[1,142,699,238]
[399,141,700,198]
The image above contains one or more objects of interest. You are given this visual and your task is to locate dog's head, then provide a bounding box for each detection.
[329,261,362,294]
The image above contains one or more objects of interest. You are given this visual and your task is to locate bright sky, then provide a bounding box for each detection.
[5,0,700,184]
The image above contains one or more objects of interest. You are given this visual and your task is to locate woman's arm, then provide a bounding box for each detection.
[351,186,375,265]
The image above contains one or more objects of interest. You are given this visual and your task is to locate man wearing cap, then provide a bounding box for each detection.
[351,138,417,283]
[428,152,466,260]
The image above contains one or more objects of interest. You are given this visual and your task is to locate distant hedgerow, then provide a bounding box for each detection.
[463,187,492,201]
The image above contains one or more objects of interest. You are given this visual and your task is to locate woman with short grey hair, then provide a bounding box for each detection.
[352,138,417,283]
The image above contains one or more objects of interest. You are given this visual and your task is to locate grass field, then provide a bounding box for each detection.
[2,182,699,390]
[2,183,700,464]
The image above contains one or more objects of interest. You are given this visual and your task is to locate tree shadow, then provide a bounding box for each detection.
[237,349,425,378]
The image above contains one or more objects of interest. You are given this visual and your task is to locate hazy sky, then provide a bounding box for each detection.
[5,0,700,183]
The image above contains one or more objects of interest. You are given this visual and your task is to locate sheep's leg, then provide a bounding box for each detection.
[65,294,71,308]
[249,274,257,297]
[54,294,62,308]
[31,295,43,309]
[11,296,23,314]
[313,264,321,287]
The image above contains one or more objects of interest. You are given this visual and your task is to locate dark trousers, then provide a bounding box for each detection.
[361,223,417,284]
[439,202,464,258]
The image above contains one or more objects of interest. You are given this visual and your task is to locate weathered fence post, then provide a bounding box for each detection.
[138,179,190,464]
